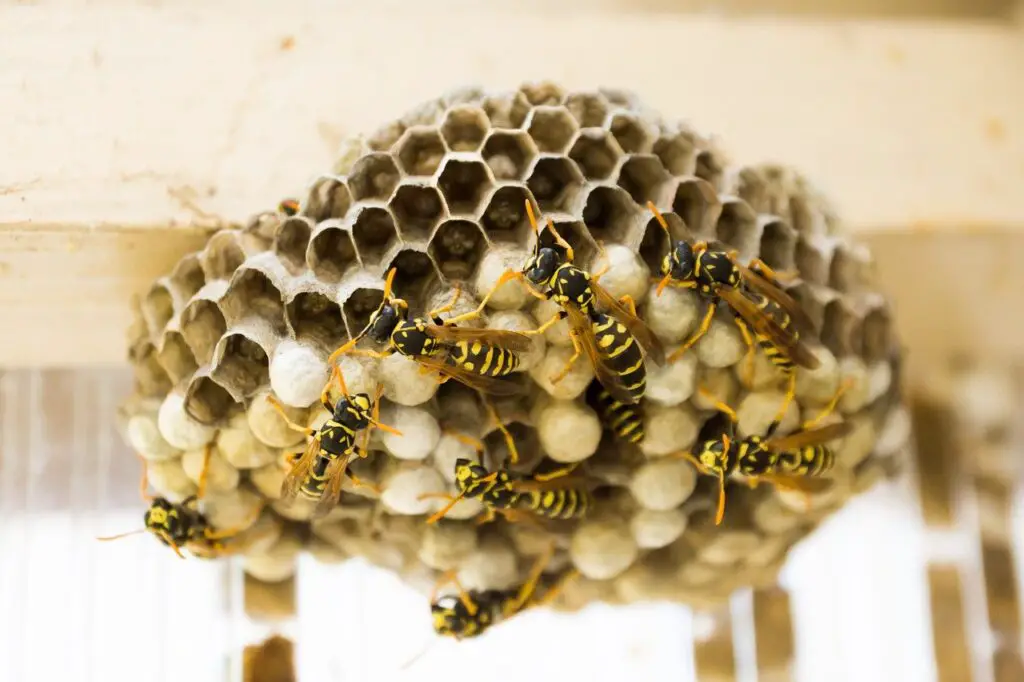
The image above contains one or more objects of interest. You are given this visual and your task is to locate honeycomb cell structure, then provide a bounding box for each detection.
[123,83,907,612]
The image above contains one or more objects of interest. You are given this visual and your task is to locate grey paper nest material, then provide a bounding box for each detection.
[121,83,907,608]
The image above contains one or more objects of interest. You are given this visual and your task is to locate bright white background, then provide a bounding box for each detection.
[0,369,1021,682]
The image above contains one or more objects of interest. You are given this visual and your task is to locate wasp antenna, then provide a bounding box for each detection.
[647,201,671,234]
[382,266,398,301]
[524,199,540,234]
[715,472,727,525]
[96,528,147,542]
[425,490,468,524]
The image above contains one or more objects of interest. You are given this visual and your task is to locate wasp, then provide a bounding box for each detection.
[677,382,851,525]
[471,200,664,405]
[97,446,260,559]
[429,542,576,640]
[267,365,402,520]
[420,432,594,526]
[329,267,533,402]
[586,379,644,444]
[648,201,820,423]
[278,198,300,216]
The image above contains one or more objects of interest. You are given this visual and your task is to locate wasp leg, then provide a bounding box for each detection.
[475,507,500,526]
[505,541,556,615]
[266,396,317,437]
[421,490,468,525]
[534,568,579,607]
[481,399,519,465]
[138,461,154,502]
[550,329,583,386]
[531,463,579,482]
[668,302,715,363]
[445,270,536,326]
[523,309,566,337]
[747,258,797,284]
[197,442,214,500]
[695,385,739,423]
[428,284,463,322]
[770,372,797,429]
[731,317,757,389]
[801,378,853,430]
[347,472,382,495]
[431,569,478,616]
[618,294,638,317]
[670,450,712,476]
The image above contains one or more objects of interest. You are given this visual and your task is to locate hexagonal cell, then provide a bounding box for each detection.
[653,130,699,176]
[526,106,578,154]
[201,231,246,281]
[525,156,585,213]
[483,91,531,129]
[565,92,610,128]
[795,236,830,286]
[212,332,272,399]
[821,300,861,358]
[384,249,439,301]
[609,112,655,154]
[480,185,534,244]
[758,219,797,272]
[142,284,174,337]
[220,268,285,329]
[400,98,446,129]
[734,167,771,215]
[440,106,490,152]
[274,217,313,272]
[130,342,172,397]
[519,81,565,106]
[185,373,236,425]
[581,185,640,245]
[437,158,494,215]
[170,255,206,302]
[715,200,759,256]
[617,155,672,206]
[828,245,862,293]
[862,307,893,363]
[341,285,387,338]
[428,219,486,281]
[785,282,823,335]
[482,131,538,181]
[348,153,402,202]
[599,88,639,109]
[569,129,624,181]
[304,175,353,222]
[395,128,447,177]
[181,299,227,366]
[672,179,722,239]
[351,206,400,266]
[154,332,196,385]
[367,120,405,152]
[389,184,446,242]
[286,291,346,348]
[307,224,358,283]
[695,149,726,190]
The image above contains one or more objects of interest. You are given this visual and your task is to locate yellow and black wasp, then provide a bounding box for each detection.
[648,201,820,422]
[268,365,402,520]
[586,379,644,444]
[676,382,851,525]
[473,200,664,405]
[420,432,594,525]
[429,542,576,640]
[278,198,300,216]
[98,446,260,559]
[329,267,532,399]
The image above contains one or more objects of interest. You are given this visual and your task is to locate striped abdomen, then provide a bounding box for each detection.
[465,474,520,510]
[298,452,334,500]
[586,380,644,443]
[591,312,646,403]
[520,488,592,520]
[777,446,835,477]
[748,294,797,374]
[448,341,521,377]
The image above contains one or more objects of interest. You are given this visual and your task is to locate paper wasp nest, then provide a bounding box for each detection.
[123,83,906,609]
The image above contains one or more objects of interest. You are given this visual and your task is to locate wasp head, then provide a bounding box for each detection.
[453,458,490,495]
[523,247,560,287]
[366,300,404,344]
[696,438,730,476]
[431,598,471,639]
[662,239,697,283]
[144,498,189,546]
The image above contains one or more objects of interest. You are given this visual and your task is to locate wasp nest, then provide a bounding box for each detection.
[122,83,906,609]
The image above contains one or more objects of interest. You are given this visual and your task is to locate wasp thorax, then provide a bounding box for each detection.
[367,304,402,343]
[699,251,740,289]
[342,393,374,427]
[453,458,487,491]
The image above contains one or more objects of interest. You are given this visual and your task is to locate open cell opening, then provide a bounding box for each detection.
[428,219,486,281]
[351,207,399,266]
[348,154,401,202]
[308,225,358,283]
[395,128,447,177]
[286,292,346,349]
[525,156,584,213]
[181,299,227,366]
[389,184,446,242]
[437,159,493,215]
[526,106,578,154]
[568,129,622,181]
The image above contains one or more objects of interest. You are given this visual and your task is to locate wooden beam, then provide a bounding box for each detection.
[2,5,1023,366]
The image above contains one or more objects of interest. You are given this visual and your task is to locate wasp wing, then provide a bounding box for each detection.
[416,353,526,397]
[425,324,534,353]
[279,436,322,506]
[564,305,639,405]
[590,281,665,365]
[506,474,601,493]
[718,287,821,369]
[757,473,833,494]
[763,421,851,452]
[737,262,817,334]
[311,453,353,520]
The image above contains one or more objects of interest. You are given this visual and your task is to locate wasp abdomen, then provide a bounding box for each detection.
[591,313,646,403]
[449,341,521,377]
[586,380,644,443]
[524,489,592,520]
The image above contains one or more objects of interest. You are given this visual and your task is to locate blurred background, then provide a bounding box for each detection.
[1,1,1022,681]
